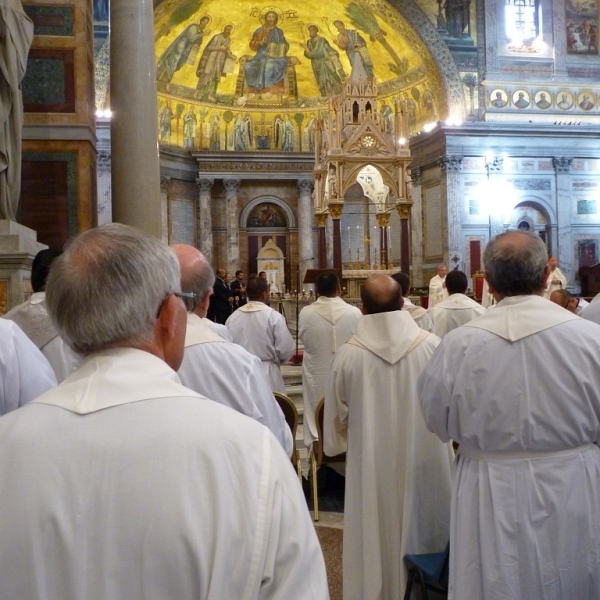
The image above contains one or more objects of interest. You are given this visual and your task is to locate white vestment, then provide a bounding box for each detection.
[581,297,600,325]
[428,274,448,307]
[226,301,295,393]
[299,296,361,446]
[426,292,486,338]
[178,313,293,457]
[0,348,329,599]
[418,295,600,600]
[0,319,57,415]
[3,291,83,381]
[325,311,454,600]
[543,266,567,298]
[202,317,233,341]
[402,297,432,330]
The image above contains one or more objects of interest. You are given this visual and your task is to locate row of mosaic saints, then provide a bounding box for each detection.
[155,7,437,151]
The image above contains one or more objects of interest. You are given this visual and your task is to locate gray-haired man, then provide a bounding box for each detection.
[419,230,600,599]
[172,244,293,456]
[0,224,328,599]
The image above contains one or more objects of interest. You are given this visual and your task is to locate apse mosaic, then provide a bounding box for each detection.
[154,0,448,151]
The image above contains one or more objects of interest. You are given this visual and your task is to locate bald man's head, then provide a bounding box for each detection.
[361,274,403,315]
[483,230,548,297]
[170,244,215,313]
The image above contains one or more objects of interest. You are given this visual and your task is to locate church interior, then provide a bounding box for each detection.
[3,1,600,598]
[4,0,600,315]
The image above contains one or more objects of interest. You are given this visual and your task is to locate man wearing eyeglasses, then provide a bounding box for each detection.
[0,224,328,599]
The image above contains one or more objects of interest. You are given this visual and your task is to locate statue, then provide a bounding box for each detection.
[0,0,34,221]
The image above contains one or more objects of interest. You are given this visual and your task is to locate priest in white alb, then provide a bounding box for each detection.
[299,270,360,447]
[426,269,485,337]
[0,318,56,415]
[0,224,329,599]
[324,274,454,600]
[428,264,448,307]
[172,244,293,457]
[3,249,82,381]
[419,231,600,600]
[226,276,295,393]
[542,256,567,298]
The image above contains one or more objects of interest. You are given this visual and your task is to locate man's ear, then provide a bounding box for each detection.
[155,294,186,371]
[542,264,551,290]
[484,272,495,294]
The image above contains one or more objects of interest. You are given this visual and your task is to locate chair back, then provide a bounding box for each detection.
[433,541,450,588]
[273,392,299,465]
[473,270,485,302]
[314,398,346,465]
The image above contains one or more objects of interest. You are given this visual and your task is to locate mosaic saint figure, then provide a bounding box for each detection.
[333,20,374,84]
[183,107,197,148]
[0,0,34,221]
[195,24,236,99]
[243,10,289,95]
[209,111,221,150]
[156,16,211,84]
[159,101,174,143]
[301,25,344,97]
[275,114,294,151]
[233,113,253,151]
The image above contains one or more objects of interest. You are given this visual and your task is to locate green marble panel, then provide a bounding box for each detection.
[578,199,597,215]
[23,5,74,36]
[22,59,66,105]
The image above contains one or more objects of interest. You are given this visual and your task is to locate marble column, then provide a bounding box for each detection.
[159,176,170,244]
[297,179,315,289]
[396,203,412,274]
[328,202,344,270]
[223,179,241,275]
[316,212,328,269]
[326,212,334,268]
[409,167,424,286]
[376,212,390,268]
[553,157,573,284]
[196,178,214,264]
[441,155,463,270]
[110,0,162,237]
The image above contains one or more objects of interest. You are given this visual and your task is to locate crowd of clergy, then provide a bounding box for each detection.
[1,224,600,600]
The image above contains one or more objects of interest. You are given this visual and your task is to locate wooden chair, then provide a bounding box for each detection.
[273,392,302,483]
[403,541,449,600]
[309,397,346,521]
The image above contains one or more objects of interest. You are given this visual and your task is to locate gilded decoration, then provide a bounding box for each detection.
[154,0,454,151]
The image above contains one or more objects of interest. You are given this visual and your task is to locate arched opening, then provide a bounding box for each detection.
[352,102,360,123]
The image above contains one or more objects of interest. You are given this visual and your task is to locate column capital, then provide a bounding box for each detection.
[485,155,503,174]
[315,212,329,227]
[396,202,412,220]
[553,157,573,173]
[223,178,241,195]
[160,175,171,193]
[98,150,111,175]
[376,212,391,227]
[297,178,314,194]
[409,166,422,185]
[440,155,463,172]
[328,202,344,220]
[196,177,214,192]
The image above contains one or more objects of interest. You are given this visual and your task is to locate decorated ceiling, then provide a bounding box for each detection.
[153,0,454,151]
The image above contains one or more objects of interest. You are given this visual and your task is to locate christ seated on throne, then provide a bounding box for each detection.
[239,10,298,101]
